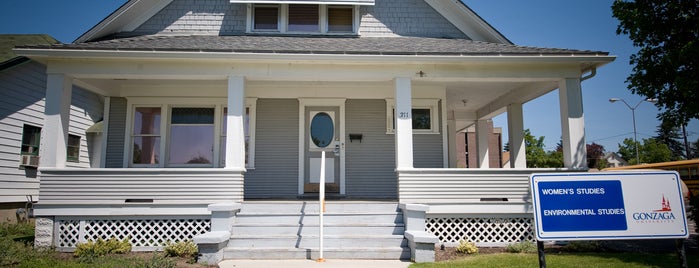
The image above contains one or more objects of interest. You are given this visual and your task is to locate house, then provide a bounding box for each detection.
[14,0,614,263]
[604,152,628,168]
[455,120,502,168]
[0,34,103,223]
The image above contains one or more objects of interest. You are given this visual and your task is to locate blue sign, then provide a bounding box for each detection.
[531,172,688,241]
[537,180,626,232]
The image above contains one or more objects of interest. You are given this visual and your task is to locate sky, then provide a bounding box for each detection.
[0,0,697,153]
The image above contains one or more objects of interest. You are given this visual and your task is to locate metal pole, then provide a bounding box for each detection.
[537,241,546,268]
[676,239,688,268]
[631,107,640,164]
[317,151,326,263]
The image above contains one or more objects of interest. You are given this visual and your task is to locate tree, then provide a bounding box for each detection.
[653,121,685,160]
[586,143,606,169]
[523,129,563,168]
[612,0,699,128]
[617,137,673,164]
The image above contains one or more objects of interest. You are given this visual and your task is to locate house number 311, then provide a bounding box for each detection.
[398,111,411,119]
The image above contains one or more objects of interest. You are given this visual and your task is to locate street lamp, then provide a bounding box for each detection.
[609,98,658,164]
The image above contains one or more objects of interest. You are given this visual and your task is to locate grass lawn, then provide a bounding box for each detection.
[410,252,699,268]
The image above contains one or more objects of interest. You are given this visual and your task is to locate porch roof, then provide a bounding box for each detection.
[17,35,608,57]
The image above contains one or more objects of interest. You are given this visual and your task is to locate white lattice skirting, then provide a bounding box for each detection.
[55,217,210,251]
[426,216,535,247]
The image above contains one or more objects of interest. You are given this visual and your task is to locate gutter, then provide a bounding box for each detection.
[14,48,616,65]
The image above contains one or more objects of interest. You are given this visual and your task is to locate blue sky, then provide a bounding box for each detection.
[0,0,696,153]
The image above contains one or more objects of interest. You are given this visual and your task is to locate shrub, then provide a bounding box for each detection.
[506,241,538,253]
[455,239,479,254]
[163,240,198,262]
[561,241,602,252]
[74,237,132,262]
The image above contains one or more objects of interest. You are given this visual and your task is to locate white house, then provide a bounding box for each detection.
[14,0,613,263]
[0,34,103,222]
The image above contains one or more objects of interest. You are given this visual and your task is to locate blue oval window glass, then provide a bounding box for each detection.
[310,112,334,148]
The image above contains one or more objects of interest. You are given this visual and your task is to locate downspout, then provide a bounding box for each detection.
[580,67,597,81]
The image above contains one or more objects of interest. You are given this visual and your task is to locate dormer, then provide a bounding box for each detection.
[232,0,375,35]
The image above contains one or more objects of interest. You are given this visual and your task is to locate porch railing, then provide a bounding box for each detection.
[37,168,245,205]
[398,168,581,205]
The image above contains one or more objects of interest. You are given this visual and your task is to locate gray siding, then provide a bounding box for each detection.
[245,99,299,198]
[131,0,466,39]
[0,61,103,202]
[105,97,126,168]
[345,99,397,199]
[414,135,443,168]
[360,0,467,38]
[135,0,247,35]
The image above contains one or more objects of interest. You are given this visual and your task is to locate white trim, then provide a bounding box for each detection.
[385,99,440,134]
[298,98,346,195]
[245,98,258,169]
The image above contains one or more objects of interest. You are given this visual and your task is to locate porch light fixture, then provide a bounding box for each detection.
[608,97,658,164]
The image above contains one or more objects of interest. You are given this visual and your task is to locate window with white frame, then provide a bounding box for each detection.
[249,4,357,34]
[129,101,256,168]
[385,99,440,134]
[67,134,81,163]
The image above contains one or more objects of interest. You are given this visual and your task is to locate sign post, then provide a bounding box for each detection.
[530,171,688,267]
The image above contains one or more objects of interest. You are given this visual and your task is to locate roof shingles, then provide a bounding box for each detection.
[17,35,608,56]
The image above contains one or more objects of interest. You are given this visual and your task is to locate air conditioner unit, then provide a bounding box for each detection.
[19,155,39,168]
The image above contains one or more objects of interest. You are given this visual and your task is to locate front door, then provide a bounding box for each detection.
[304,107,341,193]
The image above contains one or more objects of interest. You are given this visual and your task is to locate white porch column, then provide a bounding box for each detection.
[507,103,526,168]
[225,76,246,169]
[559,78,586,169]
[476,119,490,168]
[40,74,72,168]
[447,118,457,168]
[395,77,414,169]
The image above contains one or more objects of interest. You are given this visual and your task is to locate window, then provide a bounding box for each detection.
[132,107,161,165]
[288,5,319,32]
[21,124,41,156]
[249,4,356,34]
[385,99,440,134]
[327,6,353,32]
[169,107,215,166]
[67,135,81,162]
[253,5,279,30]
[128,99,257,168]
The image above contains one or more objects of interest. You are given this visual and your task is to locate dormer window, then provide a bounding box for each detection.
[246,3,359,34]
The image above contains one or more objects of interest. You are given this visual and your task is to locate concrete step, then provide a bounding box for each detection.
[223,247,411,260]
[228,235,408,248]
[235,213,403,225]
[231,223,405,236]
[240,201,399,214]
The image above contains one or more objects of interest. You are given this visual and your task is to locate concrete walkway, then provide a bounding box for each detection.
[218,259,412,268]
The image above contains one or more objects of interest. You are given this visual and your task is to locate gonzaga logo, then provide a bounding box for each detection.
[632,195,677,223]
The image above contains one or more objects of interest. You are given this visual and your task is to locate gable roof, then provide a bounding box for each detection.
[0,34,59,70]
[75,0,510,44]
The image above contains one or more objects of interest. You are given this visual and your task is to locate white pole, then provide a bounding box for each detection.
[317,150,326,262]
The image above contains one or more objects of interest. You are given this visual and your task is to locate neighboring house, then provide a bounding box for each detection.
[604,152,629,168]
[0,35,103,222]
[455,120,502,168]
[14,0,614,263]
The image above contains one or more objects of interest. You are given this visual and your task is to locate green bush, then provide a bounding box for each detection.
[561,241,602,252]
[455,239,479,254]
[163,240,198,263]
[0,221,34,238]
[506,241,538,253]
[74,237,132,262]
